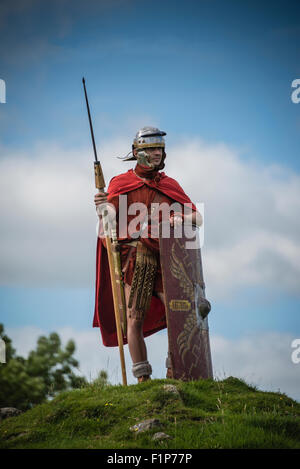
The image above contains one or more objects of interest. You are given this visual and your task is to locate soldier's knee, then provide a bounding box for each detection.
[127,315,143,331]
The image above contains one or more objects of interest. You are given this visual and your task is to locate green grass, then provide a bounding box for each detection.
[1,376,300,449]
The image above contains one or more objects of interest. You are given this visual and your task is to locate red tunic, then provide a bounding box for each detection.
[93,164,197,347]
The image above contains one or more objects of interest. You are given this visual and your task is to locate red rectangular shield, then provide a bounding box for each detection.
[159,222,213,380]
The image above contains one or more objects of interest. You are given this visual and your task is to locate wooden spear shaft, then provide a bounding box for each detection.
[105,232,127,386]
[82,77,127,386]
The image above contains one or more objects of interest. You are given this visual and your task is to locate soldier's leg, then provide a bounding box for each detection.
[155,291,173,379]
[155,291,165,305]
[124,283,152,382]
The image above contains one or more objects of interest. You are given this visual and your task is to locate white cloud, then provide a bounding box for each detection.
[0,137,299,301]
[211,332,300,401]
[166,139,300,300]
[5,326,300,402]
[0,140,127,287]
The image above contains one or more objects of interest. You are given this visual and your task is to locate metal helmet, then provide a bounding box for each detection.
[120,126,167,170]
[133,126,166,150]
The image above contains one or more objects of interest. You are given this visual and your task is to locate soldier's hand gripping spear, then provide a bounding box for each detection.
[82,77,127,386]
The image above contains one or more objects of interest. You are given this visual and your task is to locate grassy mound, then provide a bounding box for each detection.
[1,377,299,449]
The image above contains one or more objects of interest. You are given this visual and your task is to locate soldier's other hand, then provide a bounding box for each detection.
[170,213,183,227]
[94,192,116,224]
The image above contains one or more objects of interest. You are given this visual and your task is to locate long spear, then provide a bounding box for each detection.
[82,77,127,386]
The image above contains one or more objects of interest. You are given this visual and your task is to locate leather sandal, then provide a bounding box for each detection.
[138,375,151,383]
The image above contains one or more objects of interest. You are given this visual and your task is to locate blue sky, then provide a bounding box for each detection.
[0,0,299,397]
[1,284,299,339]
[1,0,299,167]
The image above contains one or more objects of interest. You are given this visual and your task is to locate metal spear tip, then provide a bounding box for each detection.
[82,77,85,83]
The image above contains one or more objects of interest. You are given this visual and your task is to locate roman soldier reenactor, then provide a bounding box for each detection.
[93,127,212,383]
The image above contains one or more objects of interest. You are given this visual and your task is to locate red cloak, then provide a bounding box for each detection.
[93,168,197,347]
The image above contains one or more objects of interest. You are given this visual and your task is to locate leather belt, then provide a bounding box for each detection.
[121,240,139,247]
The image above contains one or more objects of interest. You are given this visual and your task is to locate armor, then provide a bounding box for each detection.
[128,241,158,321]
[133,126,166,150]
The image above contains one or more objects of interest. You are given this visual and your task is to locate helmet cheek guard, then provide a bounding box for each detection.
[130,145,166,170]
